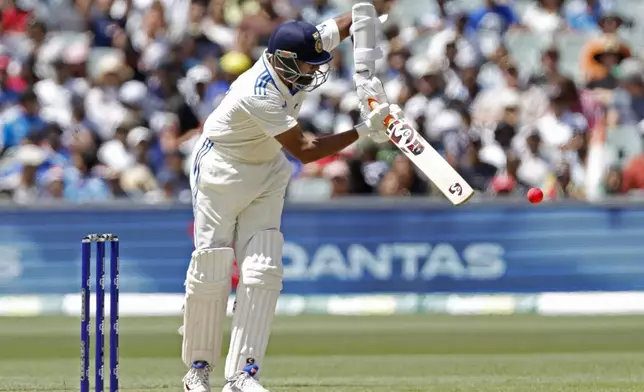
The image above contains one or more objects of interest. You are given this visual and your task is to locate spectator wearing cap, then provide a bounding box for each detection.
[522,0,568,35]
[403,56,450,142]
[607,58,644,129]
[97,125,135,173]
[435,109,468,167]
[565,0,612,33]
[472,59,522,127]
[84,54,132,140]
[118,80,149,126]
[580,12,631,85]
[11,143,46,203]
[1,88,45,151]
[180,64,215,122]
[61,43,91,97]
[40,166,65,199]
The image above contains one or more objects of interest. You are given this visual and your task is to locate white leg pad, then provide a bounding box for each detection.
[182,247,234,368]
[224,230,283,380]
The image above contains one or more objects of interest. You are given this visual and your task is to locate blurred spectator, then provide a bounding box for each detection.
[543,161,586,199]
[611,153,644,195]
[459,134,498,192]
[565,0,612,33]
[300,0,337,25]
[527,46,563,87]
[239,0,289,46]
[522,0,568,35]
[12,143,46,203]
[1,88,45,151]
[580,13,631,86]
[607,58,644,129]
[322,159,350,198]
[1,0,32,34]
[466,0,520,36]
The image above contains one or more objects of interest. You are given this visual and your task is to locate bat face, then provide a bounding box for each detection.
[386,119,425,156]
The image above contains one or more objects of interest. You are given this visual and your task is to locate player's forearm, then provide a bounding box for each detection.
[334,11,352,41]
[297,130,359,163]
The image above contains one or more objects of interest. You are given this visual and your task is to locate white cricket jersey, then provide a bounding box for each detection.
[201,18,341,164]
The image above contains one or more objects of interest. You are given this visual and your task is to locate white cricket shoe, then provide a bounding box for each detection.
[222,359,268,392]
[222,372,269,392]
[183,361,212,392]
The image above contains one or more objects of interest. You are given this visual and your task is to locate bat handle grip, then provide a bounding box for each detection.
[368,98,394,126]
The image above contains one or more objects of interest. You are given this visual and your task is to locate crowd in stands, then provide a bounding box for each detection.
[0,0,643,203]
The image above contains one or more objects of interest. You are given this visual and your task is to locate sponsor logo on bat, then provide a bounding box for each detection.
[387,119,425,156]
[449,182,463,196]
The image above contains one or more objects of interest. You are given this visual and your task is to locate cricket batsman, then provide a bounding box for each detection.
[181,6,393,392]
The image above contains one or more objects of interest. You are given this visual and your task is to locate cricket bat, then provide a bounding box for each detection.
[368,99,475,205]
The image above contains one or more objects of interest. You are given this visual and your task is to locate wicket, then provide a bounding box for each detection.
[81,234,120,392]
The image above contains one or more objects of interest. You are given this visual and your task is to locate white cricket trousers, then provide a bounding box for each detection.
[189,136,292,254]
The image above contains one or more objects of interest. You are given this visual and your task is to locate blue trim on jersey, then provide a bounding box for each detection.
[192,139,214,204]
[254,71,273,96]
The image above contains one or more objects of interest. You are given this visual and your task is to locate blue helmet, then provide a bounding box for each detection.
[267,20,332,91]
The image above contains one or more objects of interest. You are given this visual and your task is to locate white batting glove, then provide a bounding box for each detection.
[354,74,388,119]
[355,102,390,139]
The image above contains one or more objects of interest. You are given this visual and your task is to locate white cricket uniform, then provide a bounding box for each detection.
[190,18,341,253]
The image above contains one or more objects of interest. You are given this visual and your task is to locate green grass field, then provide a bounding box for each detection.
[2,315,644,391]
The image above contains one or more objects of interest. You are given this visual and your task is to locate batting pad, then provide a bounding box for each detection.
[224,230,284,380]
[182,247,234,368]
[352,2,382,78]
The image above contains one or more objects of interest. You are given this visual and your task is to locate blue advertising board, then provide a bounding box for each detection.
[0,200,643,295]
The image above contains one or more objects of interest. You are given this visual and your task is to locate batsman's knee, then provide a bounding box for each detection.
[185,248,235,298]
[240,230,284,291]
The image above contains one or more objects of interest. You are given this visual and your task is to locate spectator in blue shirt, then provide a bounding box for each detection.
[89,0,128,47]
[1,89,46,152]
[565,0,612,33]
[467,0,521,35]
[63,151,111,202]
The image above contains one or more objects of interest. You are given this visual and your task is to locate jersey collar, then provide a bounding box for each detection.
[261,50,299,97]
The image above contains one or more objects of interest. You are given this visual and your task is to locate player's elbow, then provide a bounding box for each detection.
[274,125,315,163]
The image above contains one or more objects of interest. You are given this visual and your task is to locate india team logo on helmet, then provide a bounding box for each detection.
[312,31,323,53]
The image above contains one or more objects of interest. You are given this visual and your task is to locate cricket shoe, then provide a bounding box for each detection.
[183,361,212,392]
[222,359,268,392]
